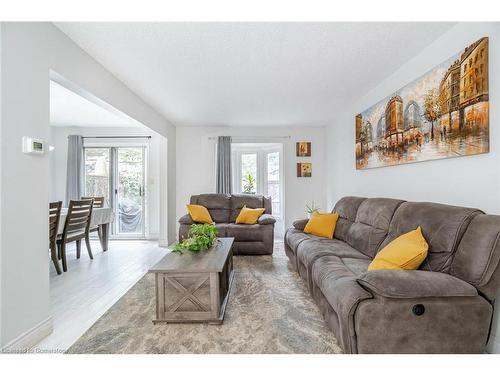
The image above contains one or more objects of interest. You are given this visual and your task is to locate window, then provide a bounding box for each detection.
[267,152,280,215]
[232,143,283,218]
[240,153,257,194]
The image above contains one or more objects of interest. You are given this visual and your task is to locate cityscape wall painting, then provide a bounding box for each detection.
[355,37,489,170]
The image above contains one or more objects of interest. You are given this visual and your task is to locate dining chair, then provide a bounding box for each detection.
[81,196,105,245]
[49,201,63,275]
[81,196,105,208]
[57,199,94,272]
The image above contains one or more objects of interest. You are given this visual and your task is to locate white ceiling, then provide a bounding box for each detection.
[50,80,138,127]
[55,22,455,127]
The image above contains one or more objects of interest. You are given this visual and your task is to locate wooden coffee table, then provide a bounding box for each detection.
[149,237,234,324]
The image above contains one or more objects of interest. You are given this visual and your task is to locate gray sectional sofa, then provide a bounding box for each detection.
[285,196,500,353]
[179,193,275,255]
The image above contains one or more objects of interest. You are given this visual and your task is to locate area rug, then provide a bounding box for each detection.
[67,242,342,354]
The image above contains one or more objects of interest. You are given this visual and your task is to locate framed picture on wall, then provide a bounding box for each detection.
[355,37,489,170]
[297,162,312,177]
[296,142,311,157]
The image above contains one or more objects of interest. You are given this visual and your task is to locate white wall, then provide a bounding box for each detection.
[176,126,327,236]
[0,24,3,345]
[326,22,500,353]
[0,22,175,348]
[48,126,162,239]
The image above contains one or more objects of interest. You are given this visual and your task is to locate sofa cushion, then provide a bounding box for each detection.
[297,239,370,270]
[257,214,276,225]
[235,205,265,224]
[296,238,370,291]
[229,194,265,222]
[304,212,339,239]
[368,227,428,271]
[312,255,372,318]
[191,194,231,223]
[226,223,264,242]
[186,204,213,224]
[451,214,500,300]
[346,197,404,258]
[285,228,311,251]
[332,196,366,242]
[380,202,481,273]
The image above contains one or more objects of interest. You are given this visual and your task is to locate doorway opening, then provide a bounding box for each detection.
[231,143,284,236]
[44,74,170,351]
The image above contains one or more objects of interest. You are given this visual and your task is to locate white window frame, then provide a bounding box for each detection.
[231,143,283,219]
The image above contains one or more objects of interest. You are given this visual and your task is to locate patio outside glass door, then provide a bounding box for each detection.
[114,147,146,237]
[84,146,146,238]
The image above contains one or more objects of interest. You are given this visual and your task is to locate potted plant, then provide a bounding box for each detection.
[242,174,256,194]
[305,201,320,218]
[174,224,219,254]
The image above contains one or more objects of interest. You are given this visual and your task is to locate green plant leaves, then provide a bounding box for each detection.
[174,224,219,254]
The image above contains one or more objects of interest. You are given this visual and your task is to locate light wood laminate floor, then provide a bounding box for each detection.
[35,240,167,352]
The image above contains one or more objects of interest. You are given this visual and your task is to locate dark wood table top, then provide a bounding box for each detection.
[149,237,234,273]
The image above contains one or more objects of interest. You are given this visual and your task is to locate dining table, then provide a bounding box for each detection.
[57,207,115,251]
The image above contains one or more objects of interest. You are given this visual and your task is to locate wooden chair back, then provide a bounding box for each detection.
[62,199,94,241]
[81,196,105,208]
[49,201,62,244]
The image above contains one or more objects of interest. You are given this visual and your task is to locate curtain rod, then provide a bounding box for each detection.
[207,135,291,140]
[81,136,152,139]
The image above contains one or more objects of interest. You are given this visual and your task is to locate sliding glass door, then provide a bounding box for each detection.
[84,146,146,238]
[84,147,111,205]
[114,147,145,236]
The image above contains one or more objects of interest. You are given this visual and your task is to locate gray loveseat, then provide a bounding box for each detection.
[179,193,275,255]
[285,196,500,353]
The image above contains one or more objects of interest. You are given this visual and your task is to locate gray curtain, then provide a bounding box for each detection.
[216,136,232,194]
[65,135,84,206]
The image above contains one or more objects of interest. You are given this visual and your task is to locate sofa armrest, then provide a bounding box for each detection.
[258,214,276,225]
[357,270,478,299]
[178,214,194,225]
[292,218,309,231]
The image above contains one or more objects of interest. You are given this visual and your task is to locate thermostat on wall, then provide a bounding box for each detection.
[22,136,45,155]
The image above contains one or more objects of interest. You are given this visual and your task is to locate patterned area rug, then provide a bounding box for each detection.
[67,242,342,354]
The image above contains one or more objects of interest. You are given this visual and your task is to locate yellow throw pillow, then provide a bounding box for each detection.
[235,205,266,225]
[303,212,339,239]
[368,226,428,271]
[186,204,213,224]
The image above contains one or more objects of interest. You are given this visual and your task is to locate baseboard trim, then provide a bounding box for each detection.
[1,316,53,353]
[487,334,500,354]
[147,232,160,241]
